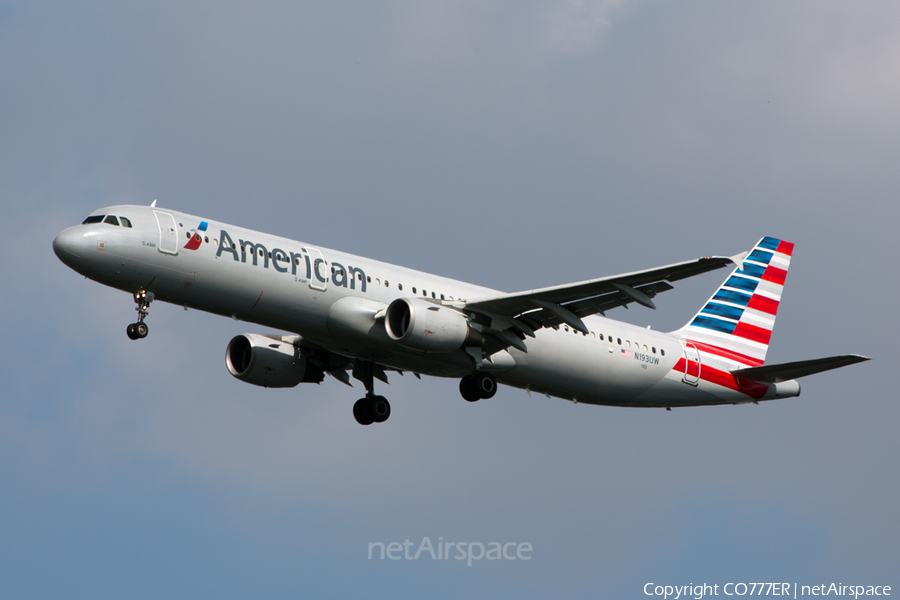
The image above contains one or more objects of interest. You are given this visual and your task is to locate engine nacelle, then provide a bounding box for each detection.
[384,298,482,352]
[225,334,323,388]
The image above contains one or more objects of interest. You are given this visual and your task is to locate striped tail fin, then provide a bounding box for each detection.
[674,237,794,368]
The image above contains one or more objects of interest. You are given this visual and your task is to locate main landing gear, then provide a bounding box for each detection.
[353,395,391,426]
[126,291,153,340]
[352,361,391,425]
[459,372,497,402]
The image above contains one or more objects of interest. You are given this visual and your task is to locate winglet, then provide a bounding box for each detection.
[150,199,158,207]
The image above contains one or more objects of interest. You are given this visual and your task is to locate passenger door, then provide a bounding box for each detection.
[306,247,328,291]
[154,211,179,255]
[680,340,701,386]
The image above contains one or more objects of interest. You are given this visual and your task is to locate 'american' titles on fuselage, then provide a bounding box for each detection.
[216,229,367,291]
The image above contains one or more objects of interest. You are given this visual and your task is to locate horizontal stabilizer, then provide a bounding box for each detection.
[732,354,870,383]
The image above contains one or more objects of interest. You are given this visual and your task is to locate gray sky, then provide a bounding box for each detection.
[1,2,897,598]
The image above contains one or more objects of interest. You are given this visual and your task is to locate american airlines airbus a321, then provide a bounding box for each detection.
[53,202,868,425]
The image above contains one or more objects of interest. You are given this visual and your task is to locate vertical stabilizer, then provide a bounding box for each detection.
[673,237,794,367]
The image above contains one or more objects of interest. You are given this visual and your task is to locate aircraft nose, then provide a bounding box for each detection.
[53,227,85,264]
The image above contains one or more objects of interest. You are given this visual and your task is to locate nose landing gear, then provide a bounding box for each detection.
[126,291,153,340]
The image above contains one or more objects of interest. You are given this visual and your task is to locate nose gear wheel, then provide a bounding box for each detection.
[127,291,153,340]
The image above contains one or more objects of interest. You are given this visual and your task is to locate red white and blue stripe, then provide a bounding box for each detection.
[680,236,793,368]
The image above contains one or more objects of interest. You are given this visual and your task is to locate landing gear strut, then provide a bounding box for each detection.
[126,291,153,340]
[460,372,497,402]
[352,362,391,425]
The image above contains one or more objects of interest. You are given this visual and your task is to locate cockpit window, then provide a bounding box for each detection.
[119,216,132,228]
[104,215,120,226]
[82,215,104,224]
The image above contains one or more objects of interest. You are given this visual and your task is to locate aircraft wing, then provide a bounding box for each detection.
[461,253,740,354]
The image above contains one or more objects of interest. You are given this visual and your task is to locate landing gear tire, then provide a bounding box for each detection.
[460,372,497,401]
[370,395,391,423]
[473,372,497,399]
[353,395,392,425]
[126,322,149,340]
[353,398,375,426]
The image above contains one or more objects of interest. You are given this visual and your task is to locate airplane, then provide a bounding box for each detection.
[53,202,869,425]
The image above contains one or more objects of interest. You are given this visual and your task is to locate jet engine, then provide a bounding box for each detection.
[384,298,482,352]
[226,334,324,388]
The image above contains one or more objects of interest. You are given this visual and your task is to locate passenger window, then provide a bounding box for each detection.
[440,294,445,300]
[398,284,403,291]
[120,217,132,228]
[82,215,104,224]
[412,287,417,294]
[385,281,389,287]
[204,236,208,243]
[431,292,436,299]
[367,276,372,283]
[661,349,665,356]
[626,341,631,347]
[104,215,119,226]
[643,345,648,351]
[599,333,604,341]
[617,338,622,345]
[652,347,656,354]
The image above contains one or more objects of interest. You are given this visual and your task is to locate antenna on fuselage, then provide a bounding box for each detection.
[150,199,157,207]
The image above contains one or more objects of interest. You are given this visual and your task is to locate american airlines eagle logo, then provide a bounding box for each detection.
[183,221,209,250]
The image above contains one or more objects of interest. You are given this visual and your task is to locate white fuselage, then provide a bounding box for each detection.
[53,205,799,408]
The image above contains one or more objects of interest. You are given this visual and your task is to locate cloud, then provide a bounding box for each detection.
[541,0,632,53]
